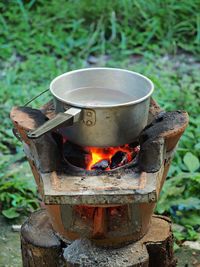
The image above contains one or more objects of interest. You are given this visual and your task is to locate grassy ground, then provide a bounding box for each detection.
[0,0,200,245]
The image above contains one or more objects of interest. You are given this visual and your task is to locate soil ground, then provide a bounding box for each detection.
[0,215,22,267]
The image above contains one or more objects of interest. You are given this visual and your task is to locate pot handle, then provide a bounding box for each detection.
[27,107,81,139]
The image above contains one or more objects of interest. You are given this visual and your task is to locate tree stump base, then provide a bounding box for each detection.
[21,209,176,267]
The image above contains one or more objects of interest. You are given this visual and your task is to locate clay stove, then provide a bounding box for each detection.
[10,98,188,266]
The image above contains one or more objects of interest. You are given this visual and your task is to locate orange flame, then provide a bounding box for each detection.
[86,144,139,170]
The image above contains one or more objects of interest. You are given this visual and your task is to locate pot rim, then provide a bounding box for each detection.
[50,67,154,108]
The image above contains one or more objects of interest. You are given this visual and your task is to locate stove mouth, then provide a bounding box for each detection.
[63,155,139,176]
[62,140,140,175]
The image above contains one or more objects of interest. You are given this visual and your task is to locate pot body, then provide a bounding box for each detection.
[55,98,150,147]
[50,68,154,147]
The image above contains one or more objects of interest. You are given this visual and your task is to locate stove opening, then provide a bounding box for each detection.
[63,140,139,171]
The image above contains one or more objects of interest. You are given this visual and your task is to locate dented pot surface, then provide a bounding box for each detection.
[28,68,154,147]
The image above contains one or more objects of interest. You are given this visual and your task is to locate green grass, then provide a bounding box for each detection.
[0,1,200,243]
[1,0,200,61]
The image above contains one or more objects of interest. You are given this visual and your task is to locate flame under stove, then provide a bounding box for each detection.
[62,139,140,171]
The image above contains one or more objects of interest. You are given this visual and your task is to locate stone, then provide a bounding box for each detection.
[183,241,200,251]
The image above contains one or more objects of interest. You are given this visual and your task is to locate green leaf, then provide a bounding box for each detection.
[173,242,180,251]
[183,152,200,172]
[195,143,200,150]
[2,208,20,219]
[180,213,200,227]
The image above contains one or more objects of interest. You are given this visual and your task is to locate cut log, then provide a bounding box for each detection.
[21,210,176,267]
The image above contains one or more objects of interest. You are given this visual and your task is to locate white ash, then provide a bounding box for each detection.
[63,238,147,266]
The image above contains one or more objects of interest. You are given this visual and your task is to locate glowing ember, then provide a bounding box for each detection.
[86,144,139,170]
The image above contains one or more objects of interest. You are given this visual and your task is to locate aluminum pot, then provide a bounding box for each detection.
[28,68,154,147]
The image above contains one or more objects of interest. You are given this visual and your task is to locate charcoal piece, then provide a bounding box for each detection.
[110,151,128,169]
[91,160,109,170]
[63,141,91,168]
[131,148,140,160]
[129,142,139,149]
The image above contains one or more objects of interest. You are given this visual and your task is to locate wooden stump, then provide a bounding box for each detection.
[21,209,176,267]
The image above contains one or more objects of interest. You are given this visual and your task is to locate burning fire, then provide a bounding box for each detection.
[86,144,139,170]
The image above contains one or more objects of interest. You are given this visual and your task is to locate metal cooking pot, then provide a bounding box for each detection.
[28,68,154,147]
